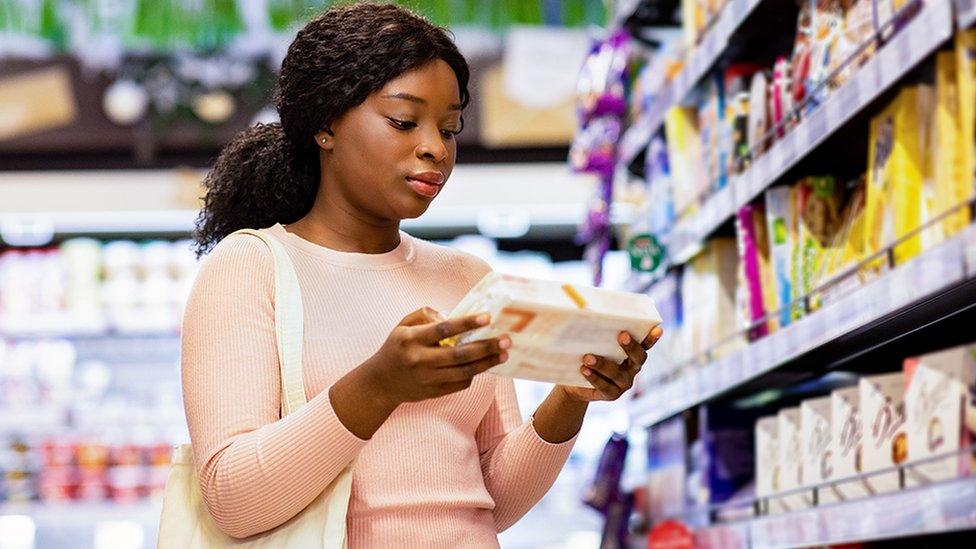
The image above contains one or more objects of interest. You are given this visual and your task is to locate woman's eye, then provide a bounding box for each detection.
[440,129,460,139]
[387,118,416,130]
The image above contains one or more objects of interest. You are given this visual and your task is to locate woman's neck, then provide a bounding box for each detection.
[286,187,401,255]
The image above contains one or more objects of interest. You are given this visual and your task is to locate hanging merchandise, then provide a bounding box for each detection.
[572,29,633,285]
[583,433,630,514]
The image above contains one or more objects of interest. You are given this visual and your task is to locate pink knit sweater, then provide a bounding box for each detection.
[181,224,577,547]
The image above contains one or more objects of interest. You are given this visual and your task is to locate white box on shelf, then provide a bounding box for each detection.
[755,415,779,506]
[859,372,907,495]
[903,345,976,486]
[801,396,835,504]
[774,407,809,513]
[829,386,869,501]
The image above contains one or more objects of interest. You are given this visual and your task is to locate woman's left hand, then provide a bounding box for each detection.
[557,325,663,403]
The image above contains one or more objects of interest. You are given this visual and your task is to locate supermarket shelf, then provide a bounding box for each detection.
[959,0,976,28]
[630,222,976,428]
[696,475,976,548]
[0,500,163,526]
[617,0,764,168]
[665,0,954,265]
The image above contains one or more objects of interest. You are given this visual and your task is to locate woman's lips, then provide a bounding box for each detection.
[406,176,442,198]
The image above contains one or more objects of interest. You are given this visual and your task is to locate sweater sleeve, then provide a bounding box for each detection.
[181,234,368,539]
[474,378,577,532]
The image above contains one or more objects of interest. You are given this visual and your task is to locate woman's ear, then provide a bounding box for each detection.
[315,128,335,151]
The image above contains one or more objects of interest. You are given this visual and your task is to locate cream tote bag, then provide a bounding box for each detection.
[158,229,354,548]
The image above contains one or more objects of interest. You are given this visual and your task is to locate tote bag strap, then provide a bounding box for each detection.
[232,229,307,416]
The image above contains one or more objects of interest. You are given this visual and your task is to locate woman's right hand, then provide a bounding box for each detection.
[362,307,511,406]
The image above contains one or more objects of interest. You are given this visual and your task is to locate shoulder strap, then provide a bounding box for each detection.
[232,229,307,417]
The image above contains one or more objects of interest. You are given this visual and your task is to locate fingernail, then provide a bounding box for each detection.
[584,355,596,366]
[619,332,631,345]
[499,337,511,350]
[476,313,490,325]
[581,367,591,376]
[499,352,509,362]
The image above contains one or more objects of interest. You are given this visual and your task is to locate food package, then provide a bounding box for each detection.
[957,31,976,200]
[865,88,925,268]
[665,105,706,215]
[755,416,780,510]
[765,186,796,327]
[774,407,809,513]
[859,372,907,494]
[829,386,868,500]
[903,345,976,486]
[930,51,972,240]
[684,238,740,358]
[800,396,835,503]
[443,272,662,387]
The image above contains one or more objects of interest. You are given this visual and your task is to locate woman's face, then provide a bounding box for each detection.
[317,59,462,222]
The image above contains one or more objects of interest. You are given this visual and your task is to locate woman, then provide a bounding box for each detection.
[183,3,662,546]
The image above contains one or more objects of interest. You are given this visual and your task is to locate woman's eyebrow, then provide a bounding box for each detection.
[382,92,462,111]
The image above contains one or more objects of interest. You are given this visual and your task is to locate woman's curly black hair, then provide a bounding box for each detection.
[193,2,470,256]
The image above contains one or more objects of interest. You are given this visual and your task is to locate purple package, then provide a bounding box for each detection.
[577,30,630,124]
[599,491,635,549]
[735,203,768,339]
[584,432,630,513]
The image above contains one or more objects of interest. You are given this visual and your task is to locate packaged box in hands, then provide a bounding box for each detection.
[442,272,662,387]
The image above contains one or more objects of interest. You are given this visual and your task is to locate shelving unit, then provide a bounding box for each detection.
[698,475,976,547]
[631,214,976,428]
[605,0,976,546]
[617,0,765,168]
[627,0,954,265]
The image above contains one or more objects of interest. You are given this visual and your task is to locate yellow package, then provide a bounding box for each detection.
[931,51,971,239]
[865,88,924,268]
[664,106,705,215]
[957,30,976,204]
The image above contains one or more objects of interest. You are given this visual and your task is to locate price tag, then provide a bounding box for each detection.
[769,142,785,178]
[808,311,828,347]
[770,329,788,364]
[793,317,814,354]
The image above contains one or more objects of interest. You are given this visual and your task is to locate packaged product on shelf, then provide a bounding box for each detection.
[723,63,763,175]
[683,238,739,359]
[929,51,971,240]
[800,396,835,503]
[865,87,926,269]
[774,407,808,513]
[735,202,775,338]
[805,0,843,107]
[903,345,976,487]
[789,0,813,109]
[832,0,877,86]
[700,406,754,505]
[646,416,688,522]
[442,272,662,387]
[646,135,676,236]
[698,73,727,192]
[858,372,907,494]
[576,30,630,124]
[665,105,706,215]
[643,271,683,382]
[955,30,976,204]
[794,176,846,310]
[829,386,868,500]
[754,415,779,511]
[747,71,770,159]
[875,0,912,41]
[770,57,793,137]
[765,186,796,327]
